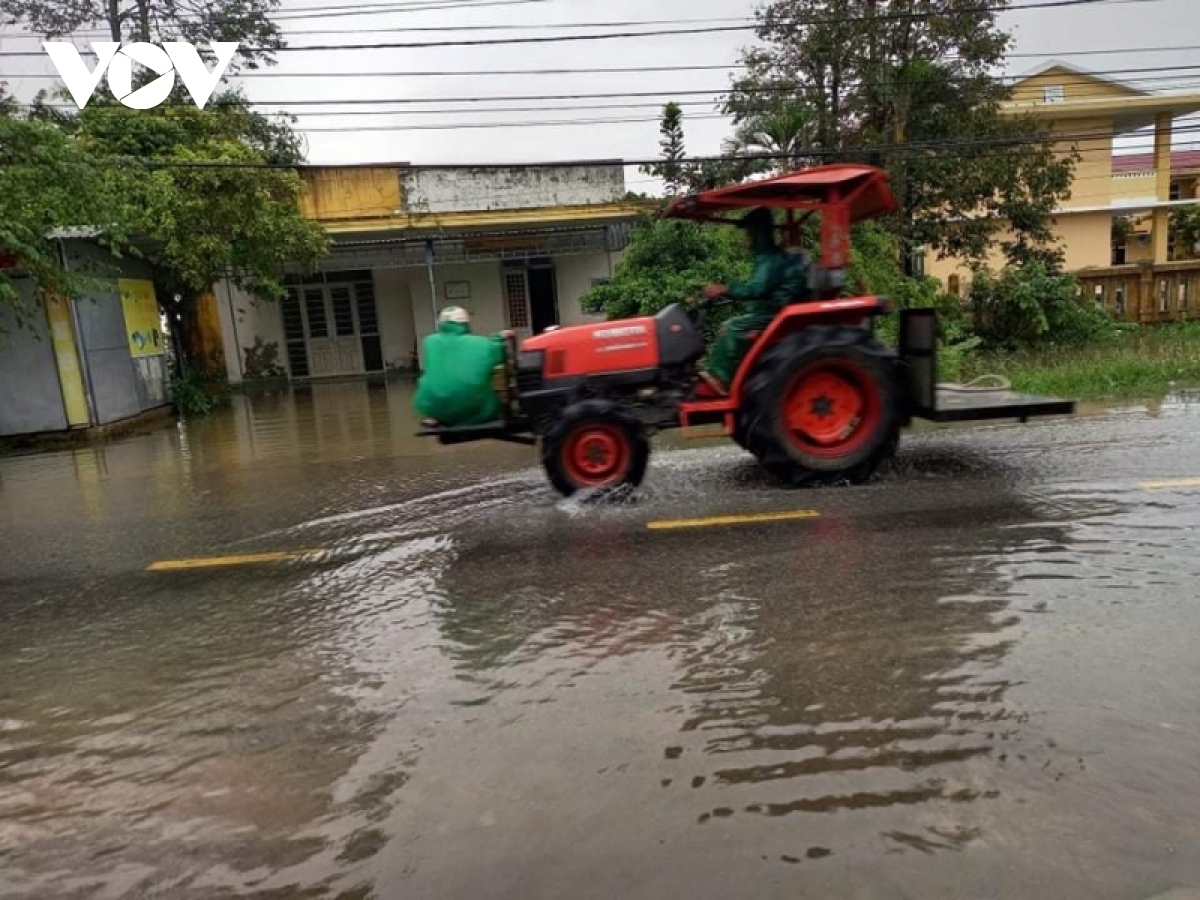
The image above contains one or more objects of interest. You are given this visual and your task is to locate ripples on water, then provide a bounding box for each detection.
[5,387,1200,896]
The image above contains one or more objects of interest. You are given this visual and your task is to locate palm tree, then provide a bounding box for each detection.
[726,102,818,173]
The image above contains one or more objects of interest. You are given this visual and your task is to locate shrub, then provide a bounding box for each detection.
[581,214,753,320]
[169,368,217,418]
[969,262,1115,349]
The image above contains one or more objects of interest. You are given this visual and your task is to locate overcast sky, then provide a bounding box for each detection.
[1,0,1197,172]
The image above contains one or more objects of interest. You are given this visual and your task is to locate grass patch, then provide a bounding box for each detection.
[959,322,1200,400]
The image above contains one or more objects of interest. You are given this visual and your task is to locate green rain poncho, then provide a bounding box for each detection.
[707,211,809,387]
[414,320,506,426]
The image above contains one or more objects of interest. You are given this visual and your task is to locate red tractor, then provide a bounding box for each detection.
[420,164,1074,497]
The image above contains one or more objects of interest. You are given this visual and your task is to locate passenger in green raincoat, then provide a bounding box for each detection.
[700,207,809,391]
[415,306,507,427]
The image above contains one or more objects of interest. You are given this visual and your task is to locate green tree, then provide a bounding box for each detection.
[640,103,759,196]
[644,102,688,196]
[1,0,282,67]
[725,100,818,173]
[582,214,753,320]
[726,0,1075,272]
[0,85,131,318]
[1170,206,1200,260]
[64,91,328,363]
[582,213,938,325]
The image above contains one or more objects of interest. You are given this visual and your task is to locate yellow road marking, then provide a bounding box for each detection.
[647,510,821,531]
[146,550,324,572]
[1141,477,1200,491]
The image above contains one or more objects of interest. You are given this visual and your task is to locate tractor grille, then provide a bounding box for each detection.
[517,368,544,394]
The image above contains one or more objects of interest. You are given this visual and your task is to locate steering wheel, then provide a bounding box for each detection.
[684,291,732,333]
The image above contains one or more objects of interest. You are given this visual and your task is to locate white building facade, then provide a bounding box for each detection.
[215,163,640,384]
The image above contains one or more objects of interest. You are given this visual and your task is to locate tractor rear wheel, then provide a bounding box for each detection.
[541,400,650,498]
[738,326,900,486]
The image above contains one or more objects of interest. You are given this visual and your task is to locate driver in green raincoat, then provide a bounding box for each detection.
[415,306,507,427]
[699,207,809,392]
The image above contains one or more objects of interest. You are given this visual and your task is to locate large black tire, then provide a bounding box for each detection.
[738,326,901,487]
[541,400,651,498]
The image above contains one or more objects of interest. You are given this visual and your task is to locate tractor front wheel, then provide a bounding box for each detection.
[739,326,900,486]
[542,400,650,498]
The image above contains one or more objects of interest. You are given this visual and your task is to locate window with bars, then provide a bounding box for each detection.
[330,287,355,337]
[304,288,328,338]
[505,271,530,329]
[355,282,380,336]
[355,282,383,372]
[281,288,309,378]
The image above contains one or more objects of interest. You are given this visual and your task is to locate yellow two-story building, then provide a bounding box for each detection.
[929,61,1200,319]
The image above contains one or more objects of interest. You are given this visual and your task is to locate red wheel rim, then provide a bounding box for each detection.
[562,424,632,487]
[782,359,882,459]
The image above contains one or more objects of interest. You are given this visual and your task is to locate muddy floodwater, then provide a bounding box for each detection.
[3,380,1200,899]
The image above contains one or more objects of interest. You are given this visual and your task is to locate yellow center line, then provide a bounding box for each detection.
[1141,477,1200,491]
[146,550,325,572]
[647,510,821,531]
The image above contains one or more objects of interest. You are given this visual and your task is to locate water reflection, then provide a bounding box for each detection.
[423,489,1077,873]
[185,379,529,469]
[6,384,1200,897]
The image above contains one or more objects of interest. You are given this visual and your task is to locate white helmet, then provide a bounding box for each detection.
[438,306,470,325]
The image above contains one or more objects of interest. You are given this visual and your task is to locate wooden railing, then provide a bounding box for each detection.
[1076,260,1200,324]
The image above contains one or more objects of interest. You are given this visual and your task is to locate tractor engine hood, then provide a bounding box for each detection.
[520,317,661,380]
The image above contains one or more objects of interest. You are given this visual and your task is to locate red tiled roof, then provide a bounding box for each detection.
[1113,149,1200,174]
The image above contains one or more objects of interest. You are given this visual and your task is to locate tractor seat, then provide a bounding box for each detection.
[807,262,845,295]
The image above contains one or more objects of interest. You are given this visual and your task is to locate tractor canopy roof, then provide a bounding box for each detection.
[663,164,897,225]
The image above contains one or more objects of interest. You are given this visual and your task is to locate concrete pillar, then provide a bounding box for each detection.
[1153,113,1172,263]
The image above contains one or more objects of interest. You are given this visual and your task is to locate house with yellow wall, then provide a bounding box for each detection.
[927,62,1200,303]
[213,162,643,384]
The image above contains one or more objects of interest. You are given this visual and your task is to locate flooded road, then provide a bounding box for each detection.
[4,380,1200,898]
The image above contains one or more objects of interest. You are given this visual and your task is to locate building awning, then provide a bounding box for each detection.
[309,221,635,274]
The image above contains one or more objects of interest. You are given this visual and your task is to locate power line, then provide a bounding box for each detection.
[1,63,747,79]
[67,16,758,37]
[299,113,729,131]
[8,119,1200,169]
[6,0,553,40]
[273,0,548,18]
[231,47,1200,75]
[296,118,1200,136]
[0,0,1159,56]
[30,70,1200,119]
[11,52,1200,83]
[1008,43,1200,59]
[8,59,1200,87]
[21,62,1200,111]
[272,0,1161,52]
[277,16,752,35]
